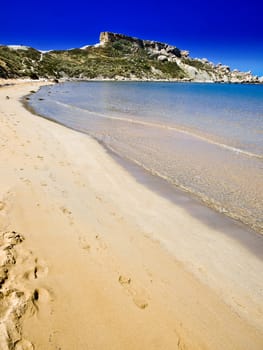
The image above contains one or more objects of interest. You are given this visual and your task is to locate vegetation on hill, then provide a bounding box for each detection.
[0,33,260,83]
[0,42,186,80]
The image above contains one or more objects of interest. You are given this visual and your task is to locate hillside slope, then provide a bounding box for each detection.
[0,32,260,83]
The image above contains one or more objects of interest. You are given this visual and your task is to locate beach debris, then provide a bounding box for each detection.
[6,95,10,99]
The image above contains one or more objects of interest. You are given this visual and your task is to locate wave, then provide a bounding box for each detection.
[94,138,263,234]
[54,100,263,160]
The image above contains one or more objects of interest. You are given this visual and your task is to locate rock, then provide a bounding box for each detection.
[157,55,168,61]
[100,32,182,58]
[100,32,144,48]
[30,72,39,80]
[181,50,189,57]
[220,65,230,72]
[168,57,178,62]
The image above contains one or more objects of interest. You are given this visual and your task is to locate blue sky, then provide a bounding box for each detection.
[2,0,263,75]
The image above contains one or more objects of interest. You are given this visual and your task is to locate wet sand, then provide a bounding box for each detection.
[0,80,262,349]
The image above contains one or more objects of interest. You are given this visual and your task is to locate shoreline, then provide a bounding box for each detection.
[22,98,263,241]
[106,144,263,254]
[26,81,263,234]
[1,77,263,86]
[0,81,262,349]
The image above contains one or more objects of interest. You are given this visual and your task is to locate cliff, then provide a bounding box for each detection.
[0,32,260,83]
[99,32,188,59]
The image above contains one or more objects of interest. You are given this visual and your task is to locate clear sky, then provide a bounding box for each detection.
[2,0,263,76]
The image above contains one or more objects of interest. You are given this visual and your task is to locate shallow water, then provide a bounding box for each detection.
[29,81,263,233]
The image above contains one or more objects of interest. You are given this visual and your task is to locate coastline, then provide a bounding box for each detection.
[2,77,263,85]
[22,91,263,239]
[61,77,263,84]
[0,81,262,349]
[26,80,263,234]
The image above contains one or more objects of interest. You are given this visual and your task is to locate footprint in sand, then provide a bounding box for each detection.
[14,339,34,350]
[49,173,56,182]
[132,295,149,310]
[60,206,72,215]
[20,178,31,185]
[79,234,108,252]
[110,211,124,222]
[0,201,5,211]
[0,267,8,287]
[60,206,74,225]
[95,195,102,202]
[78,236,91,251]
[23,256,48,281]
[0,231,47,347]
[95,234,107,250]
[32,287,52,305]
[118,275,131,285]
[3,231,24,246]
[118,274,149,309]
[61,190,68,198]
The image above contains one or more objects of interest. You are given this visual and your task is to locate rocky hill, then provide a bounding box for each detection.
[0,32,261,83]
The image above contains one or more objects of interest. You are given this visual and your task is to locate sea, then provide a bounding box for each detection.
[28,81,263,233]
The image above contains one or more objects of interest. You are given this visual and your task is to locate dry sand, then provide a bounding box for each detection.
[0,80,262,349]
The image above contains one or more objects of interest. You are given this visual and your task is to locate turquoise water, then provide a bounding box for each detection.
[29,82,263,233]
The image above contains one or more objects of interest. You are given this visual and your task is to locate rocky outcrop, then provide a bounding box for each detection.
[98,32,260,83]
[100,31,187,59]
[176,56,260,83]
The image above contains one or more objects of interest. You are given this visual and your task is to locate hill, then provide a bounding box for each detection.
[0,32,260,83]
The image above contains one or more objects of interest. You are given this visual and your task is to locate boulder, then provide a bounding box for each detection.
[157,55,168,61]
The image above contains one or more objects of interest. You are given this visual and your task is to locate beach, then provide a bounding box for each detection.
[0,80,263,349]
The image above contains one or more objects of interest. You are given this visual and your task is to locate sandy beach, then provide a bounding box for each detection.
[0,80,263,349]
